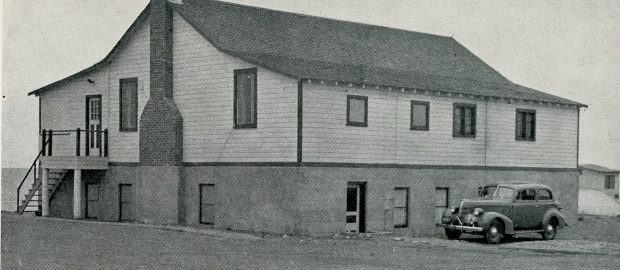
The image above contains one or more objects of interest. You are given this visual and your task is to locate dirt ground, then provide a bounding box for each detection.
[2,212,619,269]
[558,215,620,243]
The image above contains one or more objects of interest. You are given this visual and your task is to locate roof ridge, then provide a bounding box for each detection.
[194,0,454,40]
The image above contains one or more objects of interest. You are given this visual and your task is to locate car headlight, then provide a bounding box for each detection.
[473,208,484,216]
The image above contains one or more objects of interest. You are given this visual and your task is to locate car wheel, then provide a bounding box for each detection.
[541,220,557,240]
[485,219,503,244]
[445,228,462,240]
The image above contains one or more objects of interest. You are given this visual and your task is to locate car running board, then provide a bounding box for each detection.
[512,229,545,235]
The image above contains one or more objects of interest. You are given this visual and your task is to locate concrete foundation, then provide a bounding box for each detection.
[48,164,579,237]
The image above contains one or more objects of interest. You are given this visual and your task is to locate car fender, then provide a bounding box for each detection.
[479,212,515,234]
[542,209,567,228]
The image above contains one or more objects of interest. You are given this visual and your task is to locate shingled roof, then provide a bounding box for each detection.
[29,0,584,107]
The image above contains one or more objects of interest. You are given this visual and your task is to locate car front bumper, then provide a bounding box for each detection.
[437,223,484,232]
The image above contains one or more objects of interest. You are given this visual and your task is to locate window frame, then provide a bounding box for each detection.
[410,100,430,131]
[233,68,258,129]
[199,184,216,225]
[346,95,368,127]
[515,109,536,141]
[452,103,477,138]
[393,187,409,228]
[605,175,616,189]
[119,78,138,132]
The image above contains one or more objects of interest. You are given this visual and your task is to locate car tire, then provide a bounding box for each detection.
[541,219,557,241]
[485,219,503,244]
[445,228,462,240]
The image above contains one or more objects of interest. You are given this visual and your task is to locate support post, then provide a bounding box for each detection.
[103,129,108,157]
[76,128,81,156]
[48,130,53,156]
[73,169,82,219]
[85,128,90,157]
[41,129,47,156]
[41,169,49,217]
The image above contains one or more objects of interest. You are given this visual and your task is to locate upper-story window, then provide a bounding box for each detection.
[605,175,616,189]
[119,78,138,132]
[234,68,257,128]
[516,109,536,141]
[346,95,368,127]
[410,100,429,131]
[453,103,476,137]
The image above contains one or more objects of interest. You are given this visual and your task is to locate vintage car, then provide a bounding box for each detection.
[438,183,567,244]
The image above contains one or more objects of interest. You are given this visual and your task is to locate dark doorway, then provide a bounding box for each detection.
[345,182,366,233]
[119,184,132,222]
[85,184,99,219]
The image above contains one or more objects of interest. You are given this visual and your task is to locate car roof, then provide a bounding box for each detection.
[486,183,552,190]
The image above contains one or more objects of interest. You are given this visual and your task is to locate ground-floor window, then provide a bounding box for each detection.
[119,184,132,222]
[200,184,215,225]
[85,183,99,219]
[435,187,449,224]
[393,187,409,228]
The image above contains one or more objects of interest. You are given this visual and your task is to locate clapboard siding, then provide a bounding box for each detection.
[486,102,578,168]
[303,83,576,167]
[107,18,150,162]
[40,67,109,157]
[39,18,150,162]
[172,13,298,162]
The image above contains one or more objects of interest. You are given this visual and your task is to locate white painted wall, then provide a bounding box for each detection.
[486,102,578,168]
[172,13,298,162]
[39,18,150,162]
[303,83,578,168]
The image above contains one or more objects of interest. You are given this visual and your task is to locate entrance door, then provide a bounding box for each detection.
[346,182,366,233]
[85,184,99,219]
[86,96,102,155]
[119,184,132,222]
[435,188,449,225]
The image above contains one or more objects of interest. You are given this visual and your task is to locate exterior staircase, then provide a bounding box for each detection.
[17,169,68,214]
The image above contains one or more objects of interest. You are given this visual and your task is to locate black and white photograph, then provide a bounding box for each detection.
[1,0,619,269]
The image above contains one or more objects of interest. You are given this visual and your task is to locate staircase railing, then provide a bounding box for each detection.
[16,139,48,213]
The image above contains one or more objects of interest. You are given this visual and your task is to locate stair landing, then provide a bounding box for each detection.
[40,156,108,170]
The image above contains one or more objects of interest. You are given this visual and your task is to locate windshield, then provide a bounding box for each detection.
[493,187,514,200]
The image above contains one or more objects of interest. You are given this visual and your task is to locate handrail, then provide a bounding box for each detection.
[16,139,48,212]
[41,128,108,157]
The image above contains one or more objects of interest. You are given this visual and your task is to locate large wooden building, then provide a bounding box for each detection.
[20,0,584,236]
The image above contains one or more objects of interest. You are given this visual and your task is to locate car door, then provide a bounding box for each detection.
[513,188,537,229]
[534,189,554,229]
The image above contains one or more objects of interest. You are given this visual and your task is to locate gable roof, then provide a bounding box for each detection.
[580,164,620,174]
[171,0,584,106]
[30,0,585,107]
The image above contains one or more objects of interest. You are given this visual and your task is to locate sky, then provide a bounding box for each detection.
[2,0,619,169]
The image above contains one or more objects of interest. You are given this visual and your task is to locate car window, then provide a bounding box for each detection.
[516,189,536,201]
[537,189,552,200]
[493,187,514,200]
[479,186,497,198]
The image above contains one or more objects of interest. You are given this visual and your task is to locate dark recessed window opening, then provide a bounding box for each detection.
[453,103,476,137]
[346,95,368,127]
[410,100,430,131]
[516,109,536,141]
[119,78,138,131]
[200,184,216,225]
[234,68,257,128]
[394,187,409,228]
[605,175,616,189]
